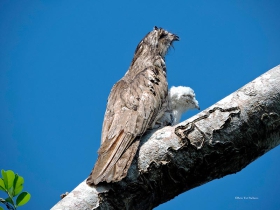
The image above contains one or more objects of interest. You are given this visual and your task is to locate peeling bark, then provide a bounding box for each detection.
[51,65,280,210]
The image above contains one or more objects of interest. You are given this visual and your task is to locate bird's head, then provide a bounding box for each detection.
[138,26,179,57]
[169,86,200,112]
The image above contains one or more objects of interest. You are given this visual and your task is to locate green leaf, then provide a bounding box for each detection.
[13,175,24,196]
[16,192,31,207]
[6,170,15,190]
[14,185,23,197]
[1,170,7,190]
[0,206,4,210]
[0,179,5,192]
[5,197,14,206]
[12,175,18,197]
[14,186,23,197]
[1,170,15,190]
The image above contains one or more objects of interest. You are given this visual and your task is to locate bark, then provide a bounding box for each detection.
[51,65,280,210]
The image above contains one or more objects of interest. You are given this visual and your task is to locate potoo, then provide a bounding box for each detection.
[87,26,179,185]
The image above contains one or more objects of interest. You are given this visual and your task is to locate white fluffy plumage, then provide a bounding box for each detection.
[153,86,199,128]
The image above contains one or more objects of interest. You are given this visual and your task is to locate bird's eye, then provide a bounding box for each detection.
[159,33,167,39]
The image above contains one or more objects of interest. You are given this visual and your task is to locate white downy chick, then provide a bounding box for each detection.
[153,86,199,128]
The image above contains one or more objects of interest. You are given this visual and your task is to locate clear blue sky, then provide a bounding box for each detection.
[1,1,280,209]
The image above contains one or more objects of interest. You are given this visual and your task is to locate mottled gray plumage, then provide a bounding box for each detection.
[87,27,179,185]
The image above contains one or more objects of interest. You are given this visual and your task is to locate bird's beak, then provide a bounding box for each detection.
[173,35,179,41]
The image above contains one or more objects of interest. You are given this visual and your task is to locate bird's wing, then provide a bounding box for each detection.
[87,67,167,185]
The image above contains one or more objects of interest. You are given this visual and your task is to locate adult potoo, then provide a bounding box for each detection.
[87,26,179,185]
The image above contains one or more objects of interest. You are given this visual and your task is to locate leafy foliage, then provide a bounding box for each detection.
[0,170,31,210]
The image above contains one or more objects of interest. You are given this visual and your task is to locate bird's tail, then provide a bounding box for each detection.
[86,136,140,185]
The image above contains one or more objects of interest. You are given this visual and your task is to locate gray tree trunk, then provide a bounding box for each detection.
[51,65,280,210]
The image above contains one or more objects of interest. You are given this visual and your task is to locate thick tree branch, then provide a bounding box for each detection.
[51,65,280,210]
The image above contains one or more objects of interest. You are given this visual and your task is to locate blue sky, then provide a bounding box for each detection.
[1,0,280,209]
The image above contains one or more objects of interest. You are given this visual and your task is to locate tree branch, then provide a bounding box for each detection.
[51,65,280,210]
